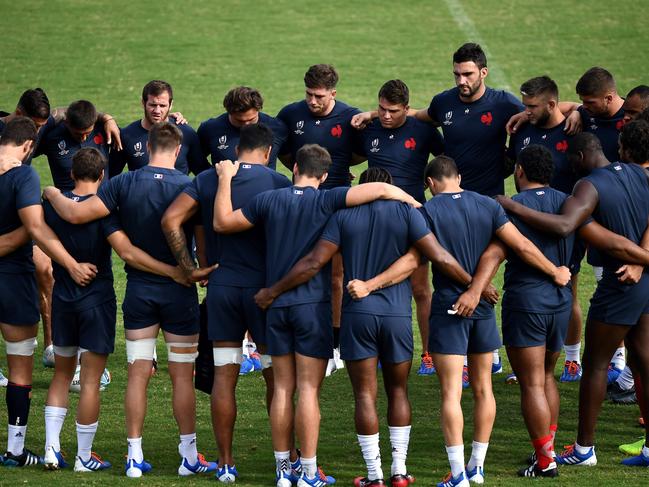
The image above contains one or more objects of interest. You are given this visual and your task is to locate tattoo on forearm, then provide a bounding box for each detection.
[165,228,195,273]
[376,280,393,290]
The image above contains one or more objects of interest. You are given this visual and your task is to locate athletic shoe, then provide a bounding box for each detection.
[559,360,582,382]
[437,471,469,487]
[74,452,112,472]
[1,448,43,467]
[239,356,254,375]
[517,461,558,477]
[0,368,7,387]
[462,366,470,388]
[619,438,645,456]
[43,446,68,469]
[325,356,338,377]
[621,450,649,467]
[390,473,415,487]
[491,361,503,374]
[556,444,597,466]
[288,455,303,483]
[354,477,386,486]
[607,382,637,404]
[466,465,484,483]
[505,373,518,385]
[417,352,436,375]
[526,451,536,466]
[216,463,238,482]
[607,363,623,384]
[249,351,263,372]
[42,344,55,368]
[333,347,345,371]
[125,457,152,478]
[178,453,218,475]
[298,467,334,487]
[277,469,294,487]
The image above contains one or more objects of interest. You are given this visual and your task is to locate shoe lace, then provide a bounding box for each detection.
[317,466,328,481]
[462,366,469,380]
[442,471,452,482]
[567,361,579,375]
[422,353,434,368]
[560,444,574,456]
[90,451,104,462]
[197,452,210,465]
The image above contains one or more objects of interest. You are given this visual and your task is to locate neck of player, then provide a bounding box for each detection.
[540,108,565,129]
[237,149,269,165]
[73,179,101,196]
[459,81,486,103]
[518,180,545,191]
[607,95,625,117]
[148,150,178,169]
[293,174,322,188]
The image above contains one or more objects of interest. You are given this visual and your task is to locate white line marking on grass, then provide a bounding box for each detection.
[442,0,512,91]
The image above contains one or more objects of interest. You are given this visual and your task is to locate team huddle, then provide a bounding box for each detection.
[2,42,649,486]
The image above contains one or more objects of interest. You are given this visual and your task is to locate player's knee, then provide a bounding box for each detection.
[5,337,37,357]
[212,347,243,367]
[125,338,157,364]
[167,342,198,363]
[53,345,77,357]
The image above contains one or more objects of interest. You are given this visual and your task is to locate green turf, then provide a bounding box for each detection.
[1,0,648,485]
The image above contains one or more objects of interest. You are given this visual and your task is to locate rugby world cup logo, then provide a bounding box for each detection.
[294,121,304,135]
[370,138,380,153]
[57,140,69,156]
[443,111,453,125]
[217,135,229,150]
[133,141,145,157]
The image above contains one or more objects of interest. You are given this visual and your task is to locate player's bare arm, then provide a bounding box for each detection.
[161,192,200,275]
[345,182,421,208]
[347,247,420,300]
[0,226,30,257]
[212,160,255,233]
[42,187,111,224]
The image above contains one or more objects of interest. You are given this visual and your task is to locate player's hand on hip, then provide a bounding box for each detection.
[104,118,122,151]
[552,266,571,287]
[215,160,240,179]
[564,111,582,135]
[171,112,187,125]
[351,112,372,129]
[189,264,218,284]
[452,289,480,317]
[254,288,276,310]
[506,111,528,135]
[170,266,192,287]
[616,264,643,285]
[346,279,370,300]
[481,283,499,305]
[69,262,98,287]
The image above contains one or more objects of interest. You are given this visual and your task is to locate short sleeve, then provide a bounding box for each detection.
[16,167,41,209]
[506,132,518,162]
[272,172,292,189]
[504,91,525,117]
[352,127,366,158]
[185,128,210,175]
[417,206,432,230]
[96,174,123,212]
[427,95,440,123]
[241,191,268,225]
[108,144,126,178]
[271,117,289,153]
[183,178,200,201]
[101,212,122,238]
[492,199,510,230]
[197,121,211,159]
[429,127,444,156]
[407,206,431,242]
[320,212,342,246]
[324,187,350,213]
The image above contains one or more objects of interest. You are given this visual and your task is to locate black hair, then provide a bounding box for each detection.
[71,147,106,182]
[517,145,554,185]
[66,100,97,130]
[620,120,649,164]
[359,167,392,184]
[425,155,459,182]
[295,144,331,178]
[237,123,274,153]
[453,43,487,69]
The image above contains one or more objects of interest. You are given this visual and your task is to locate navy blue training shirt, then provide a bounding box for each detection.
[503,187,574,313]
[321,200,430,316]
[0,165,40,273]
[43,193,116,311]
[241,186,349,307]
[356,117,444,203]
[37,122,110,191]
[428,87,524,196]
[197,112,288,170]
[508,121,576,194]
[109,116,209,177]
[183,163,291,288]
[97,165,193,284]
[0,113,56,166]
[579,106,625,163]
[277,100,361,188]
[420,190,509,317]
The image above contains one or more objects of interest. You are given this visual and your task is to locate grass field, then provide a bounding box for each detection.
[1,0,649,485]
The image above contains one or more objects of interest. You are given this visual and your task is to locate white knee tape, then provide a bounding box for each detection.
[5,337,37,356]
[213,347,243,367]
[593,266,603,283]
[126,338,157,364]
[53,345,78,357]
[260,354,272,369]
[167,342,198,363]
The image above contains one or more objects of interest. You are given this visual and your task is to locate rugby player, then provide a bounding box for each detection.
[42,122,215,478]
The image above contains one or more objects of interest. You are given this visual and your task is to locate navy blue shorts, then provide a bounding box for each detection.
[428,312,501,355]
[123,280,199,335]
[266,302,332,359]
[206,285,266,344]
[340,312,413,363]
[502,307,570,352]
[52,298,116,354]
[588,273,649,326]
[0,272,39,326]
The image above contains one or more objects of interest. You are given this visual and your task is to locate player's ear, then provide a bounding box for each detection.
[480,67,488,79]
[292,162,299,178]
[98,169,105,183]
[320,172,328,184]
[264,145,272,162]
[457,173,462,186]
[547,98,557,111]
[425,176,434,192]
[331,89,337,99]
[175,144,182,158]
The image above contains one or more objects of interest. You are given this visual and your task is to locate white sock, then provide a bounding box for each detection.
[463,356,468,367]
[611,347,626,369]
[466,440,489,471]
[301,455,317,478]
[127,436,143,463]
[76,421,97,461]
[445,444,465,478]
[574,442,592,455]
[179,432,198,463]
[642,444,649,458]
[388,425,410,476]
[242,337,249,357]
[44,405,67,451]
[564,343,581,363]
[358,433,382,480]
[616,365,635,390]
[274,450,290,473]
[492,350,500,365]
[7,425,27,455]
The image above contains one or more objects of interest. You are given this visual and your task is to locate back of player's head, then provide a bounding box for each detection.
[453,43,487,69]
[223,87,264,114]
[520,76,559,101]
[516,145,554,185]
[576,67,616,96]
[17,88,50,120]
[149,121,183,153]
[237,123,274,153]
[567,132,602,157]
[378,80,409,106]
[425,155,459,182]
[620,120,649,164]
[295,144,331,178]
[626,85,649,101]
[304,64,339,90]
[359,167,392,184]
[638,108,649,124]
[0,116,37,146]
[142,80,173,102]
[71,147,106,182]
[66,100,97,130]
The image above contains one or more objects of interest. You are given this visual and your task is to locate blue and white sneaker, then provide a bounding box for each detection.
[74,452,111,472]
[216,463,238,482]
[297,467,336,487]
[560,360,582,382]
[466,465,484,484]
[0,368,8,387]
[462,366,470,388]
[621,450,649,467]
[607,364,623,384]
[288,456,302,483]
[277,469,294,487]
[417,353,436,375]
[491,361,503,374]
[178,453,218,476]
[239,356,254,375]
[556,444,597,466]
[2,448,43,467]
[505,373,518,385]
[44,446,68,470]
[125,457,152,478]
[437,471,469,487]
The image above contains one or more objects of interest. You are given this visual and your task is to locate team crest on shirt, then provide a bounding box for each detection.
[535,190,545,196]
[555,140,568,152]
[464,108,470,114]
[370,138,380,153]
[72,196,80,202]
[616,119,625,131]
[57,140,69,156]
[404,138,416,150]
[523,137,530,147]
[294,121,304,135]
[443,111,453,126]
[452,194,462,199]
[480,112,493,126]
[217,135,229,150]
[293,189,304,195]
[330,124,343,138]
[589,117,598,131]
[133,141,145,157]
[241,163,251,169]
[154,173,164,179]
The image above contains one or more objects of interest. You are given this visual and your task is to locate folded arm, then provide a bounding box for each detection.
[0,226,31,257]
[42,187,110,224]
